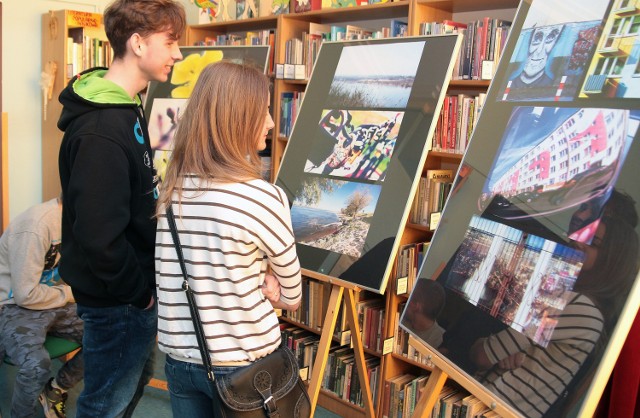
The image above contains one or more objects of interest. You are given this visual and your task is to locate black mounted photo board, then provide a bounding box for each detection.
[401,1,640,417]
[276,35,462,294]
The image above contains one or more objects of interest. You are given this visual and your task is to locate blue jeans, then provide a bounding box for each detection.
[75,303,157,418]
[165,355,240,418]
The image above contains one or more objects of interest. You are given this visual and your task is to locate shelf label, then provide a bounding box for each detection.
[429,212,442,230]
[299,367,309,381]
[382,337,394,355]
[67,11,102,28]
[340,330,351,346]
[396,277,408,295]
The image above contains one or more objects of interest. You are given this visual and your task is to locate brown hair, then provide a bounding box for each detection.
[157,61,269,214]
[574,191,639,330]
[104,0,186,59]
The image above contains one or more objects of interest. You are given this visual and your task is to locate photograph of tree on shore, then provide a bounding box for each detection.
[326,41,424,108]
[291,177,381,258]
[305,109,403,181]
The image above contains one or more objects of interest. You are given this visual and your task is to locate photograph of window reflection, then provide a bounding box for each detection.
[304,109,403,181]
[442,215,585,347]
[326,41,424,108]
[290,177,381,258]
[478,106,638,244]
[498,0,608,101]
[580,2,640,98]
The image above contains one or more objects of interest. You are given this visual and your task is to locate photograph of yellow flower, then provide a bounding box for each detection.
[144,45,270,179]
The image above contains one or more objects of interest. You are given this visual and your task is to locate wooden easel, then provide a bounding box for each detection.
[407,335,518,418]
[303,269,377,418]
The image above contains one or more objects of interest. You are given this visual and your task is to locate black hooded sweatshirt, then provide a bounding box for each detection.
[57,68,157,309]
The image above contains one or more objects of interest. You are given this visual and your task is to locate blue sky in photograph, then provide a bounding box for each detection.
[522,0,608,27]
[334,41,425,78]
[309,180,381,213]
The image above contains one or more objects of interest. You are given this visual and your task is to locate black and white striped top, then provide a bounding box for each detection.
[478,293,603,418]
[155,177,302,364]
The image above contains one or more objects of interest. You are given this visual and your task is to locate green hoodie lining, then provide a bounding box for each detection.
[72,69,141,105]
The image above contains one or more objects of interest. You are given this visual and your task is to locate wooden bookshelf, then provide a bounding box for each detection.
[41,10,108,201]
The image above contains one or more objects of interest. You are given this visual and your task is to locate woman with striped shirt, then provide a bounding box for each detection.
[469,191,639,418]
[155,61,302,418]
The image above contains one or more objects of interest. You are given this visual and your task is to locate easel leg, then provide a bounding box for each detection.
[411,367,447,418]
[344,288,376,417]
[308,285,343,417]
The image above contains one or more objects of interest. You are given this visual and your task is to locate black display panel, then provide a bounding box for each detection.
[275,35,462,293]
[401,1,640,417]
[143,45,270,177]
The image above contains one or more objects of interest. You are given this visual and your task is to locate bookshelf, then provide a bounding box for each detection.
[41,10,109,201]
[193,1,517,416]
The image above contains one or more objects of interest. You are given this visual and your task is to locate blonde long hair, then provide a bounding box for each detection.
[157,61,269,213]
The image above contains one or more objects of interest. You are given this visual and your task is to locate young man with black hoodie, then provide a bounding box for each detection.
[56,0,185,416]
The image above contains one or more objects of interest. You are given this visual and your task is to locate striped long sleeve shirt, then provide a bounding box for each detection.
[156,177,302,364]
[477,293,603,418]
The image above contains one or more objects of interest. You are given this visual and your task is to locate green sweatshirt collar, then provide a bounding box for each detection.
[73,69,141,105]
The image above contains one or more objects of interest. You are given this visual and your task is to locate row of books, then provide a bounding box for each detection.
[395,242,430,295]
[282,278,386,352]
[409,169,455,229]
[431,386,493,418]
[197,29,274,47]
[279,91,305,137]
[382,374,493,418]
[283,280,385,353]
[279,19,408,80]
[421,18,512,81]
[432,93,487,155]
[194,29,277,74]
[199,0,399,23]
[66,31,112,78]
[281,323,382,407]
[381,373,430,418]
[281,325,319,380]
[321,345,381,407]
[282,278,330,331]
[393,302,433,366]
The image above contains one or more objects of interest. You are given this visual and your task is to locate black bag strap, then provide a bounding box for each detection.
[166,205,216,382]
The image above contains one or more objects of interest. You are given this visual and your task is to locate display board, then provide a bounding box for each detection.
[401,0,640,417]
[275,35,462,294]
[144,45,270,178]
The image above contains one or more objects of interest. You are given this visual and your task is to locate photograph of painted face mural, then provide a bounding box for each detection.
[499,0,609,101]
[517,24,563,87]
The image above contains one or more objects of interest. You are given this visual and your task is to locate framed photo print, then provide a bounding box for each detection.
[276,35,462,293]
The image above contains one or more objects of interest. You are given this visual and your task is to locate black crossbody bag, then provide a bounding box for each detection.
[165,205,311,418]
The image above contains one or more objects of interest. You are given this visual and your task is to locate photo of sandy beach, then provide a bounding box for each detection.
[291,177,382,258]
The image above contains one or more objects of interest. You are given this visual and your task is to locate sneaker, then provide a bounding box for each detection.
[39,378,67,418]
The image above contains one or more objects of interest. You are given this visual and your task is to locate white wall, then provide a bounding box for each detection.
[1,0,197,220]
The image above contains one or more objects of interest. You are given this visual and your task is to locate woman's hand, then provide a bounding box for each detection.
[262,274,281,303]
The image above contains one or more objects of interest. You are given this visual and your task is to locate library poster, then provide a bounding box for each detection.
[144,45,270,179]
[401,1,640,417]
[276,36,462,293]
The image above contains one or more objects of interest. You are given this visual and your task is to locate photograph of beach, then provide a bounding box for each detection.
[291,178,382,258]
[326,41,424,108]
